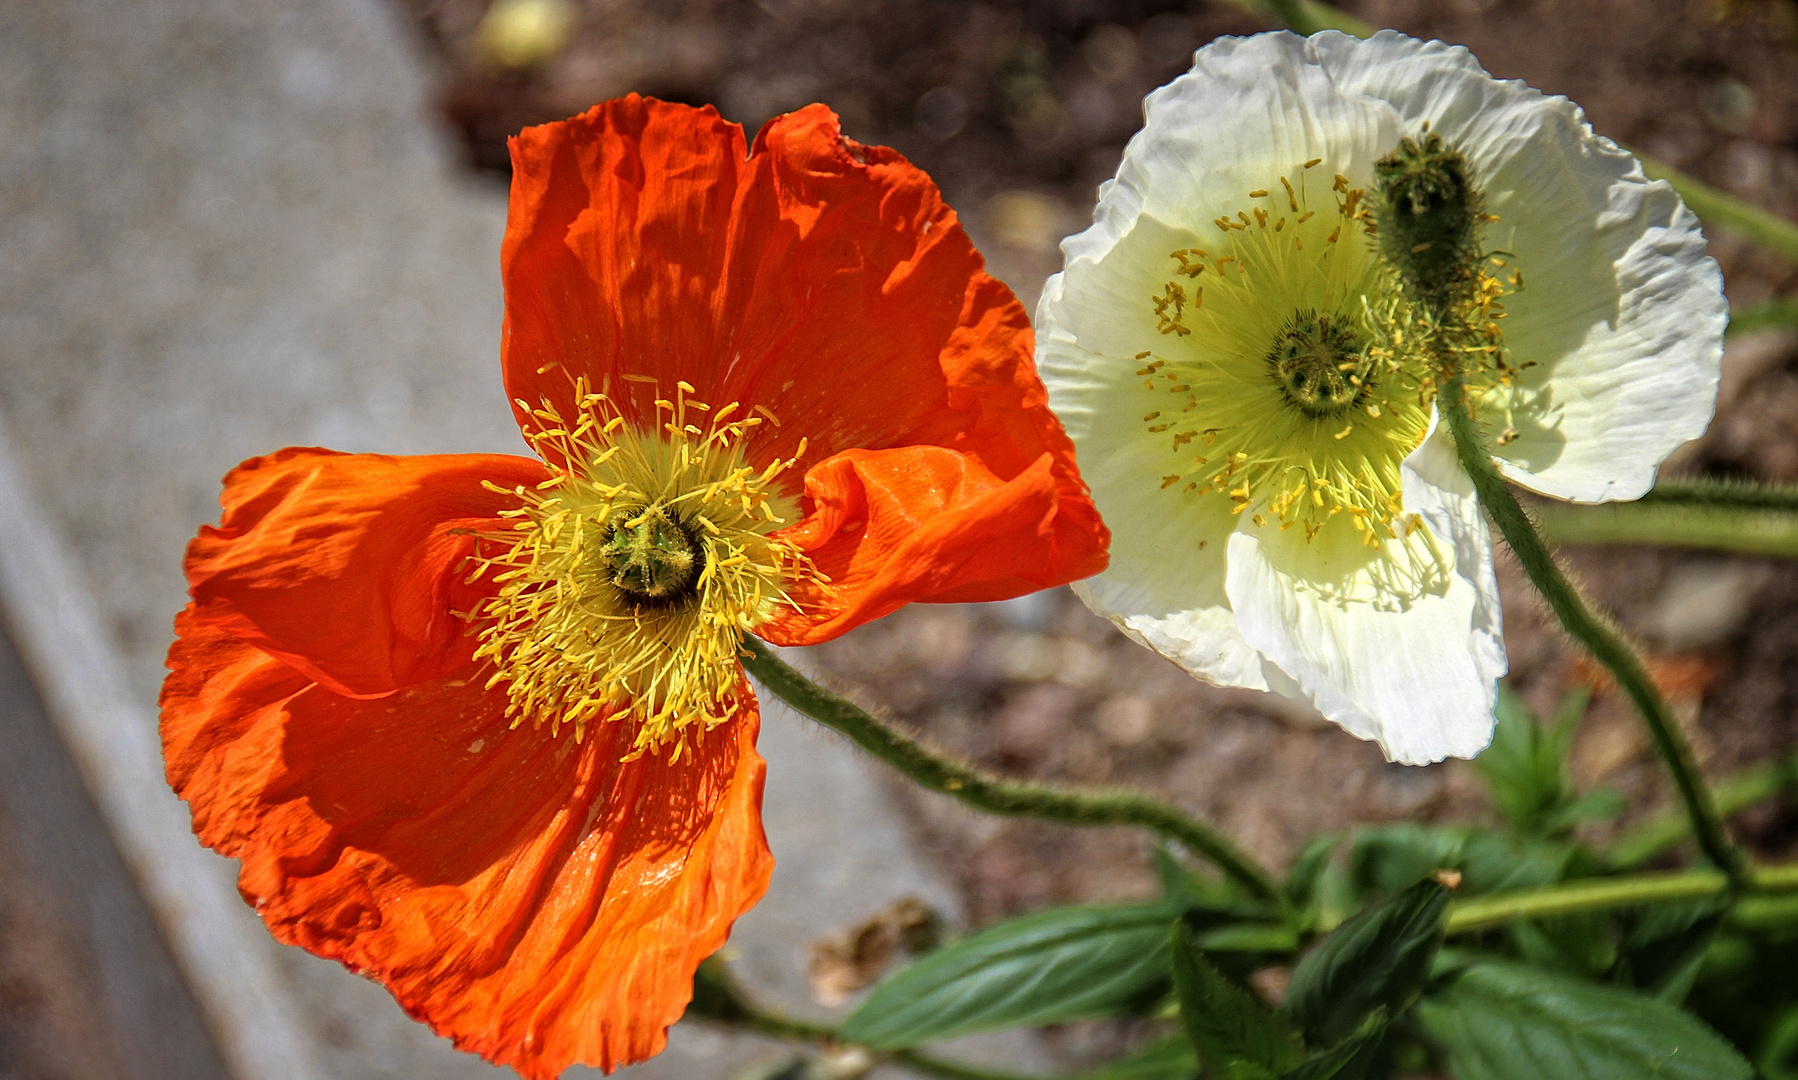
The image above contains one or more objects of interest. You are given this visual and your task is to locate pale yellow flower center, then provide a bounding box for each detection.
[1138,157,1517,547]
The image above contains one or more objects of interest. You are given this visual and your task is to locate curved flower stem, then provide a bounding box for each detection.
[1446,862,1798,934]
[1438,381,1748,887]
[1727,297,1798,336]
[738,636,1286,906]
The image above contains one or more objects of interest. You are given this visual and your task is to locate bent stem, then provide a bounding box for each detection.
[738,636,1286,906]
[1438,381,1748,886]
[1446,862,1798,934]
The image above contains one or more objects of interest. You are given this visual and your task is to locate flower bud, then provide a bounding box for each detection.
[1373,131,1484,308]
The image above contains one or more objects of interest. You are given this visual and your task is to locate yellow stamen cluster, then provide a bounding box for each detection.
[469,380,816,758]
[1137,157,1519,548]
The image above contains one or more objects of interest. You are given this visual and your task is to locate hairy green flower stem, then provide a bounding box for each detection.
[1437,381,1748,887]
[738,636,1287,907]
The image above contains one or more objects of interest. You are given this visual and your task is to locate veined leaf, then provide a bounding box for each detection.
[1349,824,1469,900]
[1416,961,1752,1080]
[1171,918,1303,1080]
[840,903,1174,1048]
[1281,1011,1387,1080]
[1285,879,1449,1047]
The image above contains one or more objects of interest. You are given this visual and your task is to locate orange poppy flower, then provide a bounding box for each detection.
[160,96,1107,1079]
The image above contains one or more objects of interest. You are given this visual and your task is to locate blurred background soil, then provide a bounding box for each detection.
[394,0,1798,1059]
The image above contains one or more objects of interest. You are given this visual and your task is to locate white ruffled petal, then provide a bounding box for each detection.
[1041,28,1719,764]
[1311,30,1725,502]
[1038,283,1270,690]
[1223,496,1503,765]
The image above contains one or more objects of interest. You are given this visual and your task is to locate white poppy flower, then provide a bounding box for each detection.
[1037,29,1724,765]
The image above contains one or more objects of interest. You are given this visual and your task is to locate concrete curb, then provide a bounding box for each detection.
[0,408,328,1080]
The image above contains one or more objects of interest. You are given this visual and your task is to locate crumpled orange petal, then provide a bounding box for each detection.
[500,97,1106,641]
[164,95,1112,1080]
[184,448,549,697]
[162,608,772,1080]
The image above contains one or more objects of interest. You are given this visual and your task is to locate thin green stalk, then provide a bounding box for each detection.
[1446,863,1798,933]
[1727,297,1798,336]
[1234,0,1374,36]
[1642,475,1798,513]
[1608,751,1798,870]
[1532,500,1798,558]
[1438,381,1747,886]
[739,636,1285,905]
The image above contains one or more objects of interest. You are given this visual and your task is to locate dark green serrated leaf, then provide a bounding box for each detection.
[1074,1035,1199,1080]
[1415,960,1752,1080]
[1285,879,1449,1047]
[1280,1010,1387,1080]
[840,903,1174,1048]
[1617,898,1727,1003]
[1171,918,1303,1080]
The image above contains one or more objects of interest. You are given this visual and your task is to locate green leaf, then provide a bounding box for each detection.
[1617,898,1726,1003]
[1156,847,1234,912]
[1508,912,1617,979]
[1416,961,1753,1080]
[1171,918,1303,1079]
[1280,1011,1387,1080]
[839,903,1174,1048]
[1349,824,1469,900]
[1474,685,1589,836]
[1287,835,1340,911]
[1285,878,1449,1047]
[1073,1035,1199,1080]
[1199,924,1301,954]
[1458,833,1579,895]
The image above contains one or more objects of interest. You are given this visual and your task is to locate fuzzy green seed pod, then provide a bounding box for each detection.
[1373,131,1484,307]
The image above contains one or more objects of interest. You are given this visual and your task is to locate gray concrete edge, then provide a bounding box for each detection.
[0,409,327,1080]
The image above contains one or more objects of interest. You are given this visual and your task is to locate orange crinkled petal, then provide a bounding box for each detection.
[500,97,1107,641]
[183,448,549,697]
[161,608,773,1079]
